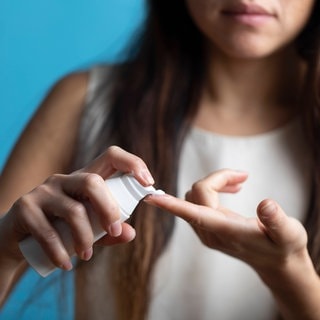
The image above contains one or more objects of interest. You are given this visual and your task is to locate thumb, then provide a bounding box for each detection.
[80,146,154,186]
[257,199,288,245]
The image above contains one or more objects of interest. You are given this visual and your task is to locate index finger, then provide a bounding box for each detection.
[145,194,227,230]
[80,146,154,186]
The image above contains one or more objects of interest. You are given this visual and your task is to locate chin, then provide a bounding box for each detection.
[224,47,278,60]
[211,39,285,60]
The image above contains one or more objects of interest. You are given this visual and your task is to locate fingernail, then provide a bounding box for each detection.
[61,260,73,271]
[146,192,169,198]
[140,169,155,185]
[144,193,169,203]
[81,248,93,261]
[108,220,122,237]
[260,201,276,217]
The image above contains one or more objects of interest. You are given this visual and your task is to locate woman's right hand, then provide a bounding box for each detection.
[0,146,155,272]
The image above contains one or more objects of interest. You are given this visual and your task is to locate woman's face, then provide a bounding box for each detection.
[185,0,315,59]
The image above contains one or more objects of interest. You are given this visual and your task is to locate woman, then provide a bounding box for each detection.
[1,0,320,319]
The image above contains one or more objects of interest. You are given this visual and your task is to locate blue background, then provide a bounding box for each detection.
[0,0,146,170]
[0,1,145,318]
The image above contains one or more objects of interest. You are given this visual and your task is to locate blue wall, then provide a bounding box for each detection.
[0,0,146,170]
[0,2,145,318]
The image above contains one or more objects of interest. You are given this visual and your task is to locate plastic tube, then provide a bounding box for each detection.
[19,174,164,277]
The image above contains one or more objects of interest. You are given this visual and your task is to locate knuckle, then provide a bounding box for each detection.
[12,195,36,221]
[131,157,145,169]
[106,145,120,156]
[13,194,33,211]
[65,202,86,219]
[191,180,206,195]
[35,183,54,197]
[40,228,60,244]
[45,174,63,186]
[83,173,104,192]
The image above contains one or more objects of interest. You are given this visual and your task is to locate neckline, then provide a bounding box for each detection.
[191,118,299,142]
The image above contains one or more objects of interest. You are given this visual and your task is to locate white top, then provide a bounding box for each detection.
[149,121,311,320]
[84,66,312,319]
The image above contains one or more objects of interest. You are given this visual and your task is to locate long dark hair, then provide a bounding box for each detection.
[106,2,205,319]
[78,1,320,319]
[299,0,320,272]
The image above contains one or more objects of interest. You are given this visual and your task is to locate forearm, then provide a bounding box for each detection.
[0,214,27,308]
[258,250,320,320]
[0,258,26,308]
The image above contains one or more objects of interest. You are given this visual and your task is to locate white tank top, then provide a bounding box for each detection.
[149,121,312,320]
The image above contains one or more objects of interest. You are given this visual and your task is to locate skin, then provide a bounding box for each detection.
[189,0,314,136]
[0,0,319,318]
[185,0,314,59]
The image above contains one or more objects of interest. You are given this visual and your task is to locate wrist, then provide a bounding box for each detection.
[0,256,27,308]
[257,248,313,288]
[0,214,26,275]
[257,248,320,319]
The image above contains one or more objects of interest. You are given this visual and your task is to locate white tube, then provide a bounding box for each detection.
[19,174,164,277]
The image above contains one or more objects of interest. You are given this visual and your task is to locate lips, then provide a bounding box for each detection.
[222,2,274,16]
[221,2,275,25]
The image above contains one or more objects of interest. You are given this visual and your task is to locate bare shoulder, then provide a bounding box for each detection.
[44,71,90,114]
[0,71,91,212]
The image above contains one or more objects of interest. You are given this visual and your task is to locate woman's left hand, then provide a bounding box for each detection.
[145,168,308,275]
[146,169,320,319]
